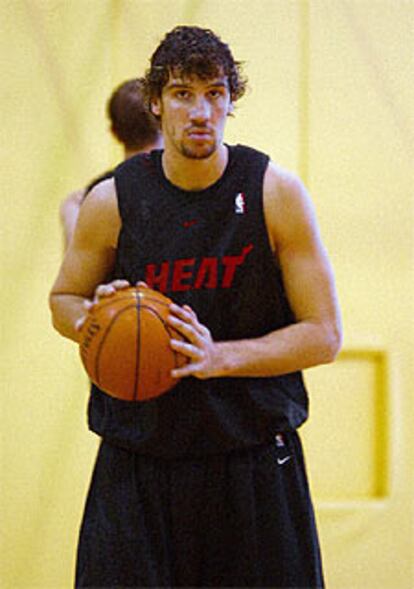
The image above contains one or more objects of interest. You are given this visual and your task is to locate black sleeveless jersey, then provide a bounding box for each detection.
[87,144,309,457]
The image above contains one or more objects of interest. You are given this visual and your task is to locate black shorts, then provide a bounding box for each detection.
[76,432,323,588]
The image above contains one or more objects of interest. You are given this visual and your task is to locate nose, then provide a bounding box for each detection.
[189,96,211,122]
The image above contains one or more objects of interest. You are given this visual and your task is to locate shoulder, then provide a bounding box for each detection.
[74,178,120,249]
[264,161,307,201]
[82,177,117,211]
[85,169,114,194]
[263,162,320,253]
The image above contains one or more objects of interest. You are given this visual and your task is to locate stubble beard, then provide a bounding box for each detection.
[180,142,217,159]
[179,133,218,160]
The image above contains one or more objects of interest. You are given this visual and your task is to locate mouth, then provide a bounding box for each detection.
[186,128,213,141]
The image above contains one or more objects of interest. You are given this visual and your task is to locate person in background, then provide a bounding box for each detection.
[60,78,162,249]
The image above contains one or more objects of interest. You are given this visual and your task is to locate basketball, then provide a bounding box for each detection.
[79,285,187,402]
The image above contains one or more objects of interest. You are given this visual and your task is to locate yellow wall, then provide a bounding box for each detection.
[1,1,413,587]
[300,3,414,586]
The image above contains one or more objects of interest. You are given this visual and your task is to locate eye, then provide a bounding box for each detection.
[175,89,190,100]
[208,89,223,99]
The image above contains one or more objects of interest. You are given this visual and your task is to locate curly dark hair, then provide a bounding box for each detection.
[107,78,161,150]
[145,26,247,103]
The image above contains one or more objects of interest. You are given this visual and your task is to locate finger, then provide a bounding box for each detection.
[95,283,116,299]
[183,304,196,316]
[111,279,130,290]
[75,315,87,332]
[168,312,211,343]
[168,315,205,344]
[136,280,149,288]
[95,280,130,299]
[169,303,192,319]
[170,338,203,359]
[168,304,202,330]
[171,362,202,379]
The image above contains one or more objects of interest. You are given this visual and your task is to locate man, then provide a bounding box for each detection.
[50,26,342,588]
[60,78,162,249]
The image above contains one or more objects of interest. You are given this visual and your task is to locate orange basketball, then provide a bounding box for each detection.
[79,286,187,402]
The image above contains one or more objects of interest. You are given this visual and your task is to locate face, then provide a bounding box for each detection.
[151,72,233,160]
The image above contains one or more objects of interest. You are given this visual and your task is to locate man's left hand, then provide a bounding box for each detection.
[167,304,222,379]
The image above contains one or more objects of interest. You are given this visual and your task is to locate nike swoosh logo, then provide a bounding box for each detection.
[277,456,291,466]
[182,219,198,228]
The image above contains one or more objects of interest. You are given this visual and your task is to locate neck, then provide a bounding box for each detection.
[162,144,228,191]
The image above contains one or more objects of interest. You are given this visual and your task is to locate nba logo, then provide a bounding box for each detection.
[235,192,246,214]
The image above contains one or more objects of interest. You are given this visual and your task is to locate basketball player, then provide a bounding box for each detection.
[60,78,162,249]
[50,26,342,587]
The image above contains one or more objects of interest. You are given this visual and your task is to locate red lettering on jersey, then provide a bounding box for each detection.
[145,262,169,292]
[194,257,218,289]
[172,258,195,291]
[221,243,254,287]
[144,243,254,293]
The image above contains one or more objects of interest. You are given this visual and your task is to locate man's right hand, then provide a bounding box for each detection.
[76,279,131,332]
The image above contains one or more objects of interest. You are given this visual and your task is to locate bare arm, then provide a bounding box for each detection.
[49,179,122,342]
[169,163,342,378]
[60,189,85,251]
